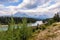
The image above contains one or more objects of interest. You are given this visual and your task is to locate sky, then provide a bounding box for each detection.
[0,0,60,19]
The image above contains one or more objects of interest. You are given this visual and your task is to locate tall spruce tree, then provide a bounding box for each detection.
[53,13,60,22]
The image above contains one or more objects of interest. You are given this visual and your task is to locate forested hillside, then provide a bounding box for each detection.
[0,16,39,24]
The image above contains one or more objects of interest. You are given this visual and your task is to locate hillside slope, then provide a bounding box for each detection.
[31,22,60,40]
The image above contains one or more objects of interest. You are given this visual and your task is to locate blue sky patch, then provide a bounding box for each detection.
[2,0,23,6]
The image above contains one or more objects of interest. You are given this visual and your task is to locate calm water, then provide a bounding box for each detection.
[0,21,43,31]
[0,27,8,31]
[0,25,19,31]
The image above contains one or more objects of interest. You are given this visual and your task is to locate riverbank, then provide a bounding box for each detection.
[29,22,60,40]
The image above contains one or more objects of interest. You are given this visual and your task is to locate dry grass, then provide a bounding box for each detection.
[30,22,60,40]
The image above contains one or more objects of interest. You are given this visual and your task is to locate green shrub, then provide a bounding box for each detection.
[47,19,54,26]
[0,17,32,40]
[40,24,46,30]
[20,18,32,40]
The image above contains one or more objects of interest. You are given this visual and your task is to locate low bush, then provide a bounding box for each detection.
[0,17,32,40]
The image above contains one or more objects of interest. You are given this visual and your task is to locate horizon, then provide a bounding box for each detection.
[0,0,60,19]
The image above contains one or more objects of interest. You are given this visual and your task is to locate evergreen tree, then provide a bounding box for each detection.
[53,13,60,22]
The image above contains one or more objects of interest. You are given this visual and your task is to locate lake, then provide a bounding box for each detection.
[0,21,43,31]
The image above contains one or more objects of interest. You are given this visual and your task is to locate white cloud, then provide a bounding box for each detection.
[0,0,60,18]
[6,0,50,13]
[17,0,50,9]
[15,0,60,13]
[46,2,60,9]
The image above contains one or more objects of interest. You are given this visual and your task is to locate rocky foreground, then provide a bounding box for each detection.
[31,22,60,40]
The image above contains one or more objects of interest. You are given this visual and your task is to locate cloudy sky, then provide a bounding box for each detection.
[0,0,60,19]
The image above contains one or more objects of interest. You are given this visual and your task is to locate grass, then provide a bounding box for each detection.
[0,17,58,40]
[0,17,33,40]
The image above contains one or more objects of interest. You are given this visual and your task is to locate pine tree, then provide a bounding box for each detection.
[53,13,60,22]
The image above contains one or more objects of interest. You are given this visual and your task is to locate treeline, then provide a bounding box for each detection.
[43,12,60,26]
[0,12,60,40]
[0,17,42,40]
[33,12,60,32]
[0,16,38,24]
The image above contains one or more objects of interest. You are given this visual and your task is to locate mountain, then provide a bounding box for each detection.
[13,12,29,17]
[0,12,59,20]
[13,12,54,19]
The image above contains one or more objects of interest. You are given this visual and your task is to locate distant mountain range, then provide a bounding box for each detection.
[12,12,54,19]
[0,12,58,20]
[13,12,29,17]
